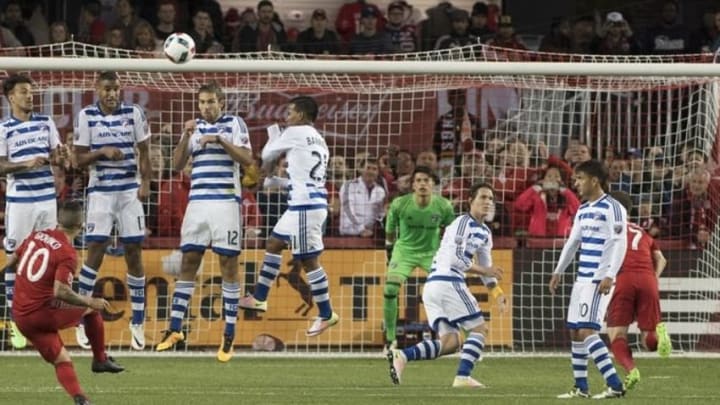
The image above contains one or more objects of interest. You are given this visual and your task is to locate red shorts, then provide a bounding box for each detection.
[606,271,661,330]
[13,304,87,363]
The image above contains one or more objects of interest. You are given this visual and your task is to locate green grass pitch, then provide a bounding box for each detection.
[0,356,718,404]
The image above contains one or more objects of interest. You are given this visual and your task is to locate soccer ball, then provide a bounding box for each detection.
[163,32,196,64]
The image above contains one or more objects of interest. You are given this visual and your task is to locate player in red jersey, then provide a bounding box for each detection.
[607,191,672,391]
[10,201,124,405]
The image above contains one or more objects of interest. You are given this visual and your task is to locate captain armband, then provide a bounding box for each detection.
[489,286,505,299]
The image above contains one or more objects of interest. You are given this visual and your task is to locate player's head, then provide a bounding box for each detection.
[95,71,121,113]
[468,182,495,222]
[57,200,84,237]
[3,74,34,114]
[287,96,318,125]
[573,159,607,201]
[198,81,224,122]
[609,190,633,213]
[411,165,439,198]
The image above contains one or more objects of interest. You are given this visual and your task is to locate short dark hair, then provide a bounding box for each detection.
[57,200,84,230]
[469,182,495,201]
[96,71,119,83]
[363,156,378,167]
[257,0,273,10]
[3,74,32,97]
[575,159,608,186]
[412,165,439,184]
[198,81,224,101]
[289,96,318,122]
[609,190,633,213]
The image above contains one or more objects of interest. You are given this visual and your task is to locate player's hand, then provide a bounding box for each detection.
[88,297,112,311]
[199,135,219,149]
[100,146,124,161]
[481,265,503,279]
[598,277,614,295]
[23,156,49,170]
[183,120,196,137]
[496,295,508,314]
[548,273,561,295]
[137,182,150,200]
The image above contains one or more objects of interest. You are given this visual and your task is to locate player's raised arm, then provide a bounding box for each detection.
[173,119,195,171]
[261,126,294,167]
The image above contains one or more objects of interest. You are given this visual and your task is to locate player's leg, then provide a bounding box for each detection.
[157,203,208,351]
[384,253,414,347]
[211,201,243,362]
[557,282,590,398]
[636,273,670,357]
[35,333,87,402]
[3,201,35,348]
[606,275,638,385]
[450,282,488,388]
[118,193,147,350]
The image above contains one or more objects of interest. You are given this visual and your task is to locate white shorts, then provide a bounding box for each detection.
[3,200,57,253]
[180,200,242,256]
[422,279,485,334]
[271,208,326,259]
[566,280,614,330]
[86,191,145,243]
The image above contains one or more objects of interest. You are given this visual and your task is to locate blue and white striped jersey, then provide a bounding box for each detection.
[262,125,328,210]
[0,113,61,203]
[75,102,151,193]
[554,194,628,282]
[428,213,498,286]
[187,114,251,202]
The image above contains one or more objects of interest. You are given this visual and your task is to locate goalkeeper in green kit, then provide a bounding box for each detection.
[384,166,455,352]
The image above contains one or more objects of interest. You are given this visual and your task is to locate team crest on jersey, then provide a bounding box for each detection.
[39,124,49,133]
[87,223,95,233]
[614,224,623,234]
[121,119,130,128]
[430,214,441,224]
[6,239,16,250]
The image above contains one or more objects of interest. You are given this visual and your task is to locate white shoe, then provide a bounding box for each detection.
[129,324,146,350]
[592,386,625,399]
[305,312,339,337]
[388,349,406,385]
[383,340,397,357]
[75,324,91,350]
[452,376,486,388]
[557,386,590,399]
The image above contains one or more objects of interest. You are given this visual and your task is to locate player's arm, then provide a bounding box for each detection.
[136,139,151,199]
[74,111,122,167]
[0,156,48,174]
[53,258,110,310]
[652,249,667,278]
[173,120,195,171]
[384,199,400,262]
[603,205,628,280]
[552,217,582,275]
[260,127,293,170]
[215,135,253,166]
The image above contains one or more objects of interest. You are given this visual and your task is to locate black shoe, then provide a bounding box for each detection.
[73,394,92,405]
[91,356,125,373]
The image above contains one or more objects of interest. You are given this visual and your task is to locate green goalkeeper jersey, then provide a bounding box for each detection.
[385,194,455,256]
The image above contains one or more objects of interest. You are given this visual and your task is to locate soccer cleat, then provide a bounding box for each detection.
[74,395,92,405]
[305,312,339,337]
[383,340,398,357]
[129,324,146,350]
[156,330,185,351]
[624,368,641,390]
[75,324,91,350]
[91,356,125,373]
[591,386,625,399]
[387,349,406,385]
[217,334,235,363]
[557,386,590,399]
[238,294,268,312]
[8,321,27,349]
[452,376,486,388]
[656,322,672,358]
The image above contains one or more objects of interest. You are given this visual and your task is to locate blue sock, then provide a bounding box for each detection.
[127,275,145,325]
[3,265,15,318]
[585,334,623,390]
[306,267,332,319]
[457,332,485,377]
[403,339,441,361]
[222,281,240,337]
[78,265,99,296]
[169,281,195,332]
[253,252,282,301]
[572,340,589,392]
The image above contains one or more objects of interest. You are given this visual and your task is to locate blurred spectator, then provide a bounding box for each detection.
[145,144,166,236]
[539,17,572,53]
[133,20,162,54]
[442,149,490,211]
[608,158,633,194]
[711,11,720,53]
[419,1,453,51]
[188,7,224,54]
[636,195,665,238]
[232,0,287,52]
[349,7,394,55]
[154,0,180,41]
[669,169,720,247]
[591,12,639,54]
[486,15,527,50]
[190,0,225,43]
[49,21,71,43]
[514,165,580,237]
[113,0,151,50]
[643,0,690,54]
[157,161,190,237]
[570,15,595,53]
[296,9,340,55]
[222,8,242,50]
[2,0,35,46]
[392,149,415,196]
[336,0,385,45]
[434,9,478,50]
[77,0,106,45]
[563,139,592,167]
[469,2,494,41]
[433,89,481,181]
[339,157,387,237]
[258,156,289,237]
[240,7,258,29]
[103,25,126,49]
[690,9,719,52]
[385,1,416,52]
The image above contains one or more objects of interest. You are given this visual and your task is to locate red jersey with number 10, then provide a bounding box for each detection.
[621,223,657,275]
[12,229,78,317]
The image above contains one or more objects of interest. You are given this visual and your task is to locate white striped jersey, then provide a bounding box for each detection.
[74,102,151,193]
[262,125,328,210]
[0,113,61,203]
[428,213,498,286]
[187,114,251,202]
[555,194,628,282]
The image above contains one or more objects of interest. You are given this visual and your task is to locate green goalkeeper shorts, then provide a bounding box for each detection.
[388,251,434,279]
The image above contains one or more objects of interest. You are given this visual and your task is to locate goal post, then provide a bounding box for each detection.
[0,41,719,354]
